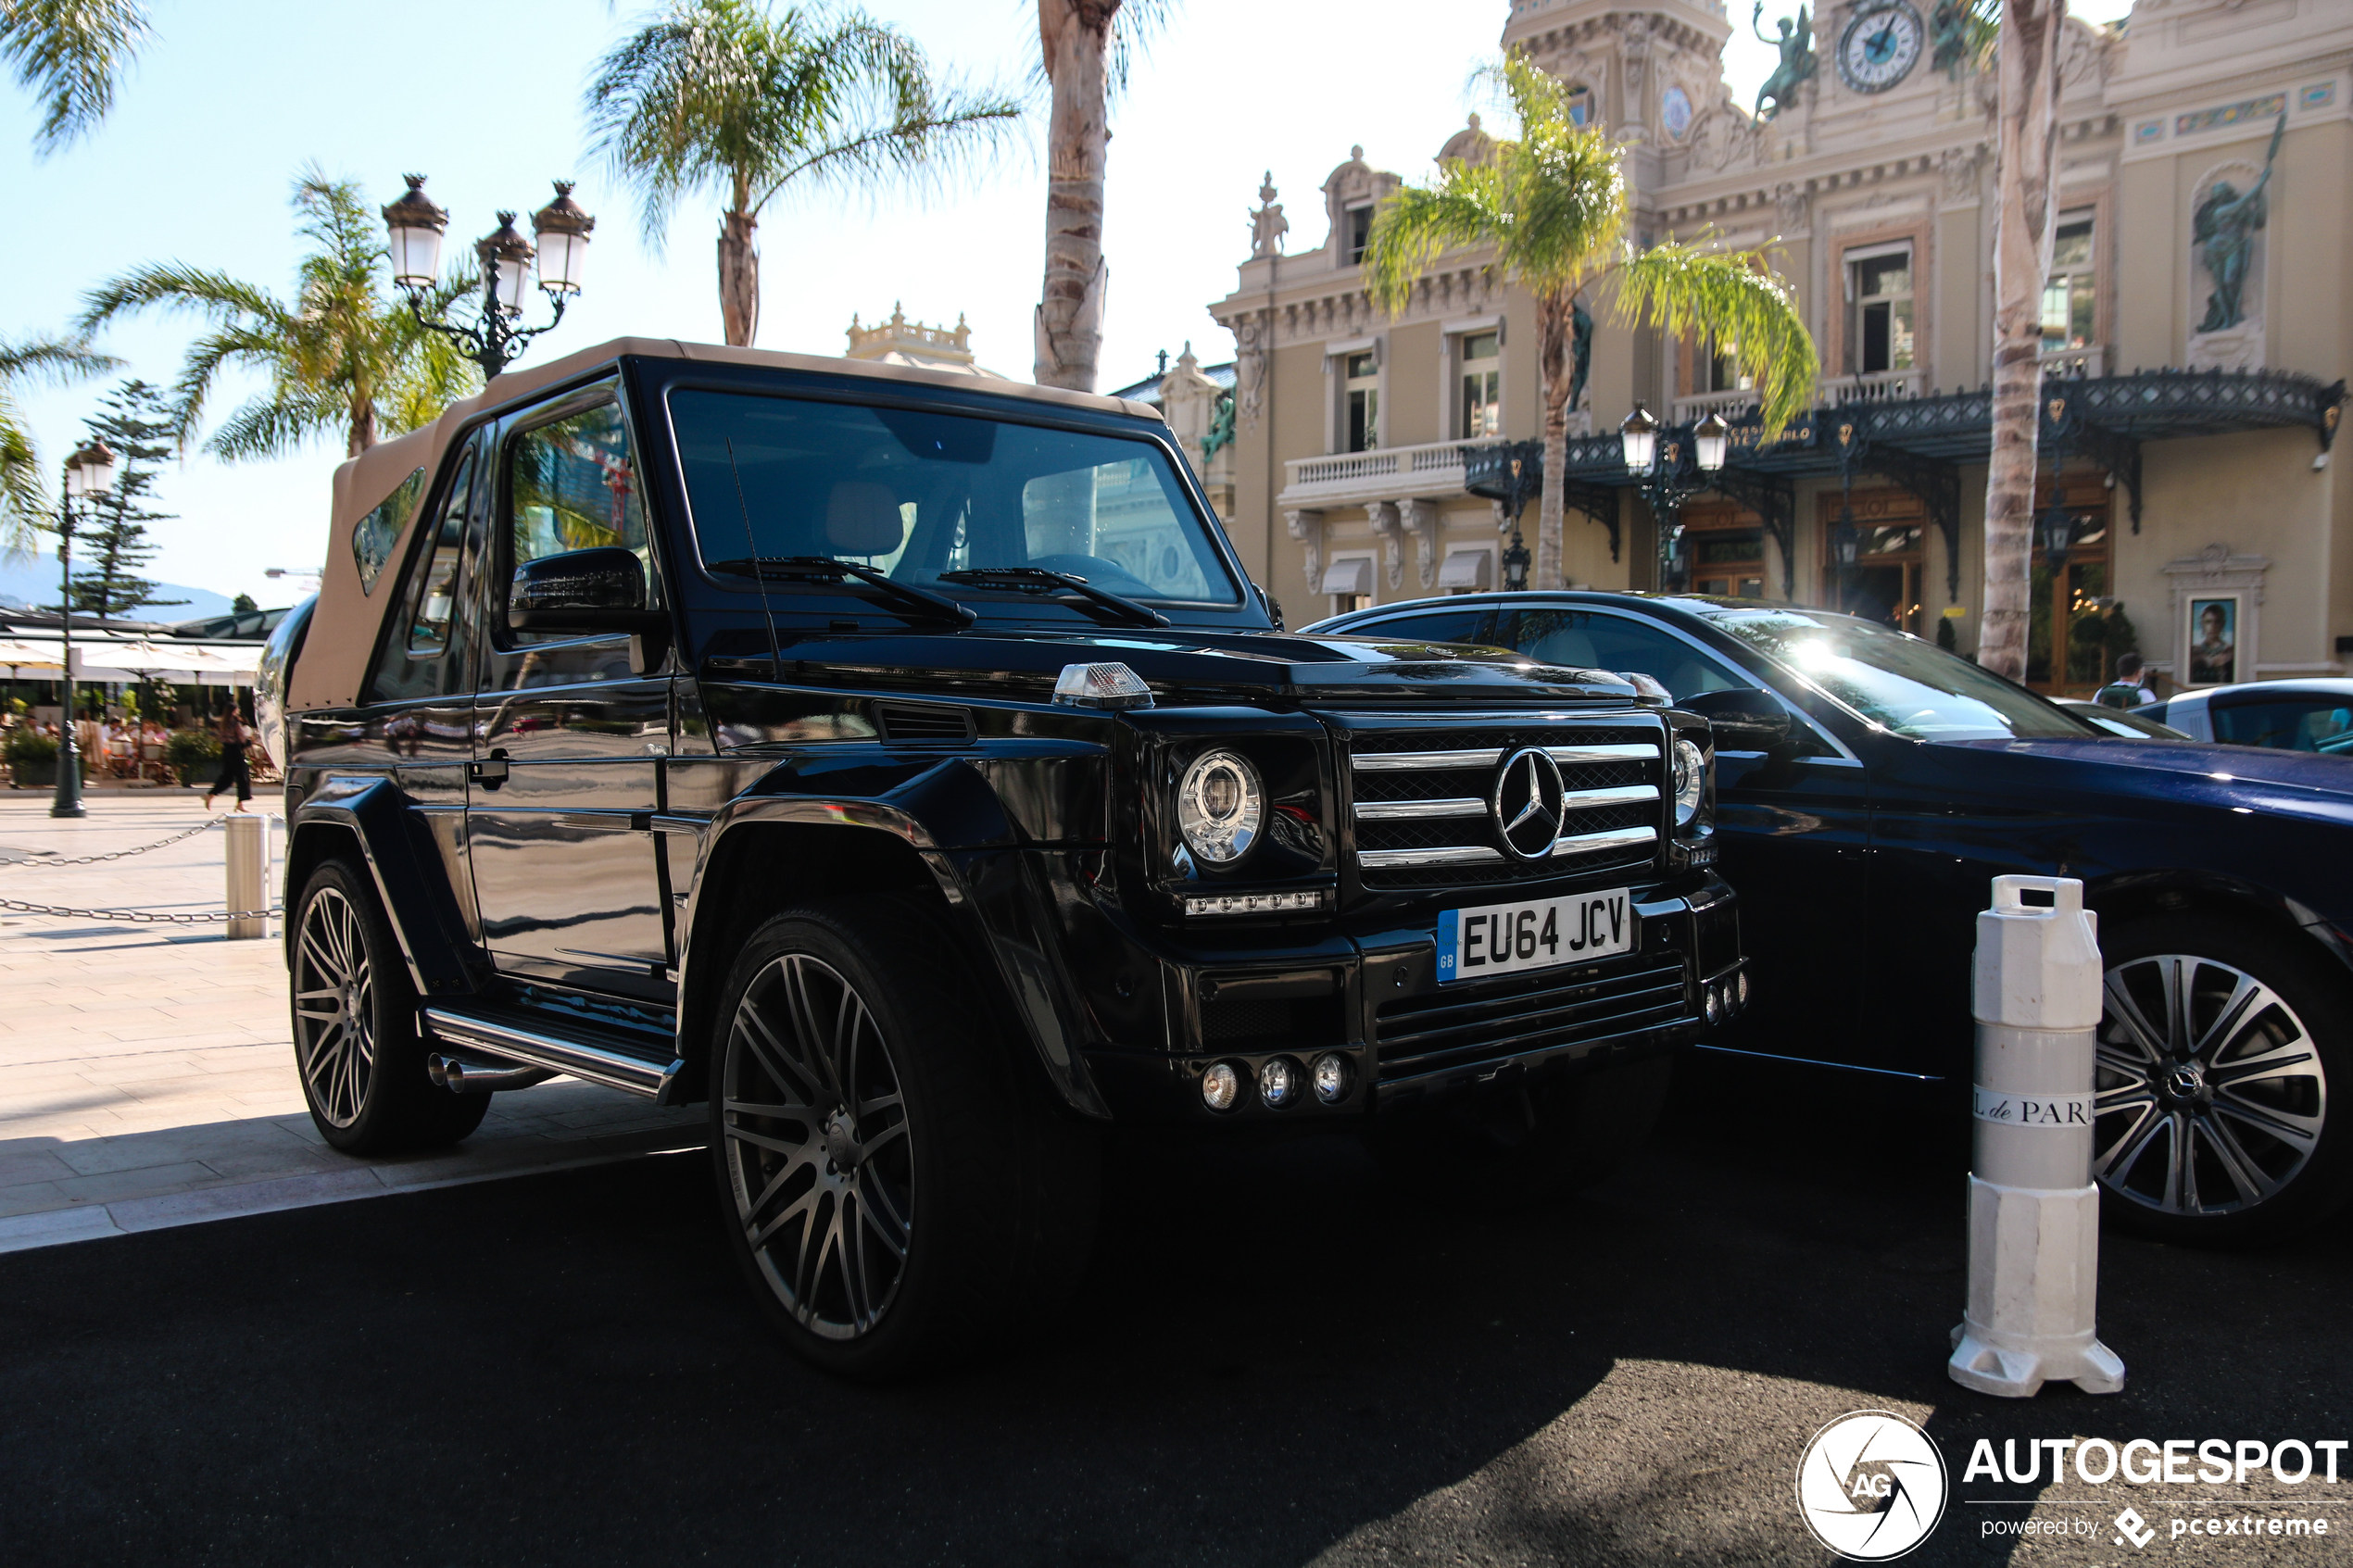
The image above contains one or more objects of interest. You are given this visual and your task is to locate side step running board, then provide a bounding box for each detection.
[422,1008,686,1103]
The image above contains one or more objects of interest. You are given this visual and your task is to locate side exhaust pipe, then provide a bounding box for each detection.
[427,1052,556,1094]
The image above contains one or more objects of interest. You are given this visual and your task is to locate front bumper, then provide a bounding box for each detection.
[1078,873,1743,1123]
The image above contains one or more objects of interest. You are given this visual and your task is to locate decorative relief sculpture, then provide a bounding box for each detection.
[1285,508,1323,595]
[1774,181,1811,233]
[1367,501,1403,591]
[1235,313,1267,430]
[1753,3,1817,121]
[1939,144,1987,204]
[1399,499,1439,590]
[1249,172,1288,260]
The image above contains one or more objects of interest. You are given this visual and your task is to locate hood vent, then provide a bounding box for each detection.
[875,700,976,744]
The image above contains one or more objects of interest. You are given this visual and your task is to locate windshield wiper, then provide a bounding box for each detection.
[937,567,1171,628]
[707,557,975,627]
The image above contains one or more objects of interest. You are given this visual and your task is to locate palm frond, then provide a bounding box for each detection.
[1,0,151,153]
[1363,177,1511,316]
[1610,241,1818,434]
[77,262,292,334]
[0,332,120,384]
[0,388,48,550]
[588,0,1026,245]
[202,393,346,463]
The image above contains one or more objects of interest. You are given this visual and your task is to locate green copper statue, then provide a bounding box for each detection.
[1568,296,1593,413]
[1930,0,1971,79]
[2194,111,2285,334]
[1753,3,1817,120]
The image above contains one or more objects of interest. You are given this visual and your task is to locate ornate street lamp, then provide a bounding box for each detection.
[384,176,596,379]
[1620,404,1727,594]
[51,439,119,819]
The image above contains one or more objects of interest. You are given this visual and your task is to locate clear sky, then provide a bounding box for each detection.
[3,0,2132,608]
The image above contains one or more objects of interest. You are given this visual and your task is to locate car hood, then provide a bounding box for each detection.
[754,625,1653,708]
[1940,736,2353,819]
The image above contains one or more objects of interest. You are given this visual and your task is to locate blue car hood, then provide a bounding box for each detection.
[1942,736,2353,817]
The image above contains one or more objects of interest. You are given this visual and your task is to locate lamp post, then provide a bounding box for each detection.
[383,176,595,380]
[51,439,119,820]
[1619,405,1729,594]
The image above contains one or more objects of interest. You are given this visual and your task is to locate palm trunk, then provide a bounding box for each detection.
[1981,0,2067,681]
[1535,285,1571,590]
[1035,0,1114,393]
[347,395,375,457]
[719,209,761,348]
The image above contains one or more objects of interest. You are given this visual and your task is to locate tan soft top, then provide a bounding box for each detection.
[291,336,1161,711]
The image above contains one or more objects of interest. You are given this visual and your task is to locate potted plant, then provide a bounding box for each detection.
[5,727,73,789]
[167,726,220,787]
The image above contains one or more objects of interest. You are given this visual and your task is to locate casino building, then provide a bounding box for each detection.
[1205,0,2350,694]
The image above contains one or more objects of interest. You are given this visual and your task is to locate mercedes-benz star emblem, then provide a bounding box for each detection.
[1491,747,1565,861]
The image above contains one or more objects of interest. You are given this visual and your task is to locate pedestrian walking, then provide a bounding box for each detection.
[204,708,254,813]
[2094,652,2158,709]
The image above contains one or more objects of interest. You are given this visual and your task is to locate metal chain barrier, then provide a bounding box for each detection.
[0,896,281,924]
[0,812,290,922]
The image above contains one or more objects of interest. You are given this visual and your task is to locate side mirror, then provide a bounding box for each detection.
[1681,687,1794,753]
[1255,582,1285,631]
[509,546,649,626]
[508,546,670,674]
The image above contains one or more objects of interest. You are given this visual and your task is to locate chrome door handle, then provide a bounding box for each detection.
[470,749,510,788]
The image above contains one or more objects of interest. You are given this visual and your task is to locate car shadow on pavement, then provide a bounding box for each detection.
[0,1057,2345,1567]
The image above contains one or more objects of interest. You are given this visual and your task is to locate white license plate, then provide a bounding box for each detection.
[1436,889,1634,983]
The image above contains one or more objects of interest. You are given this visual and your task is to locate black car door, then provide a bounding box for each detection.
[361,433,491,944]
[1497,605,1876,1056]
[467,387,676,1001]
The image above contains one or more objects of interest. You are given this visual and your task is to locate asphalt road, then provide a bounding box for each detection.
[3,1057,2348,1567]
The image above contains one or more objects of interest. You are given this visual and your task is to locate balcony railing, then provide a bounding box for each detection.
[1670,354,2112,422]
[1277,437,1485,508]
[2039,343,2108,379]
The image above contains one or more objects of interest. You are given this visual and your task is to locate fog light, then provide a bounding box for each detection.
[1312,1052,1352,1105]
[1704,985,1724,1025]
[1260,1057,1299,1109]
[1202,1061,1242,1112]
[1737,969,1751,1009]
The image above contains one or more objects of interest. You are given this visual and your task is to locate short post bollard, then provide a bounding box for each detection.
[224,814,269,940]
[1948,874,2126,1399]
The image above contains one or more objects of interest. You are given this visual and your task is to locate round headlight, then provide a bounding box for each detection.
[1177,750,1264,864]
[1202,1061,1242,1111]
[1672,734,1706,827]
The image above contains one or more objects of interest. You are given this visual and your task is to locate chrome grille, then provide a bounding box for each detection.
[1345,721,1663,890]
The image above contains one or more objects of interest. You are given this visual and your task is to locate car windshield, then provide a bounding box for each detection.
[1698,606,2095,741]
[669,389,1240,607]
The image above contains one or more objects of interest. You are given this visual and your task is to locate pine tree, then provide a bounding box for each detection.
[66,380,186,622]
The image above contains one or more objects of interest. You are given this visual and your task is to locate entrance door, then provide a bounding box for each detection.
[467,390,675,1001]
[1820,491,1926,634]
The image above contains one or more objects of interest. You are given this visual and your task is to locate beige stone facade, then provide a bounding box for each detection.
[1208,0,2352,694]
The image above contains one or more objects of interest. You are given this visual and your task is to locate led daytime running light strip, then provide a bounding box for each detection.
[1184,890,1327,917]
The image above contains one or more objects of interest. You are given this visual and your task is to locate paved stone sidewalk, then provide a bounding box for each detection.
[0,792,704,1254]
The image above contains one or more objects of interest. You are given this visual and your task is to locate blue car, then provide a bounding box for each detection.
[1309,592,2353,1245]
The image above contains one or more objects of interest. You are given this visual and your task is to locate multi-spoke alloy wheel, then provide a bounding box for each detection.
[286,861,486,1154]
[2095,937,2338,1238]
[722,952,914,1341]
[294,884,376,1129]
[708,899,1101,1378]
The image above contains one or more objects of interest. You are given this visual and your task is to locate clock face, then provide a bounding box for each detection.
[1838,1,1924,94]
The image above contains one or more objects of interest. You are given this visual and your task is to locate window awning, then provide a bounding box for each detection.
[1319,558,1373,596]
[1438,549,1491,591]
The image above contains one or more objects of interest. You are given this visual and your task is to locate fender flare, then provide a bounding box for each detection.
[673,764,1113,1120]
[285,773,484,999]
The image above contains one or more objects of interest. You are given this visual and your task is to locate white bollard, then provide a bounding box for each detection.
[1947,874,2126,1399]
[224,814,269,940]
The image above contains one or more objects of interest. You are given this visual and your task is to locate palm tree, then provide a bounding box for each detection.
[1032,0,1167,392]
[77,171,480,460]
[588,0,1023,348]
[0,333,120,549]
[1980,0,2067,682]
[2,0,152,153]
[1365,51,1817,591]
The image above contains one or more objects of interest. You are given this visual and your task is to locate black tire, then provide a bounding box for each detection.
[1365,1050,1677,1205]
[288,860,489,1155]
[708,896,1101,1380]
[2095,915,2353,1246]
